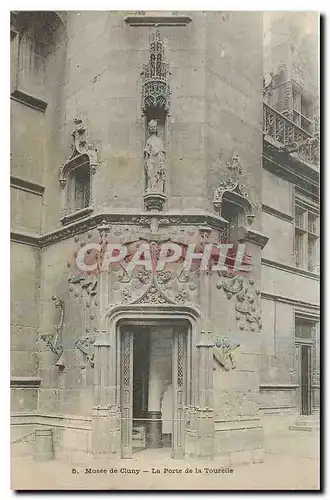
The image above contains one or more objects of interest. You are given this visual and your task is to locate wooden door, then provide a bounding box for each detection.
[121,331,134,458]
[172,330,186,459]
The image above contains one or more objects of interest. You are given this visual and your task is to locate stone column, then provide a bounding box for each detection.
[91,336,121,455]
[192,228,215,458]
[92,220,120,456]
[196,332,215,458]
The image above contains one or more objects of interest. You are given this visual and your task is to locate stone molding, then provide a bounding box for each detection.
[294,309,320,321]
[263,151,319,201]
[262,257,320,280]
[229,226,269,249]
[11,211,228,248]
[60,206,94,226]
[11,412,92,431]
[10,230,40,247]
[124,15,192,26]
[10,377,42,388]
[11,89,47,113]
[10,176,45,196]
[259,384,299,390]
[261,291,319,311]
[262,204,294,223]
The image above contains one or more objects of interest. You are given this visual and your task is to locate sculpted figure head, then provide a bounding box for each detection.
[148,119,158,135]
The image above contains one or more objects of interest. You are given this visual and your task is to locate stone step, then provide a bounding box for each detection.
[289,414,320,432]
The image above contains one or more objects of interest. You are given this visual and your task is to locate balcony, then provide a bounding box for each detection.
[263,103,319,168]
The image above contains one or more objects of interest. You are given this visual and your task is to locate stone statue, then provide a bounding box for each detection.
[144,120,166,193]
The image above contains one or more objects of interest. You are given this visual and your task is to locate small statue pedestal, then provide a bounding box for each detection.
[144,192,166,212]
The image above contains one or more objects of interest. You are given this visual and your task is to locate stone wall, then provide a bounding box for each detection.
[11,242,41,414]
[205,11,263,224]
[263,12,319,96]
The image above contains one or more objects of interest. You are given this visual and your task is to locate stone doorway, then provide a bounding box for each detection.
[119,321,189,459]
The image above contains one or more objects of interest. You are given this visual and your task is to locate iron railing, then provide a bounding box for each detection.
[263,103,320,167]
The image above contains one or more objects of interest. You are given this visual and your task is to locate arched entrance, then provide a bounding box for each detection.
[91,305,205,459]
[119,319,191,459]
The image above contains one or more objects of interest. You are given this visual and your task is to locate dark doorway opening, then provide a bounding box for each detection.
[132,328,149,452]
[301,344,312,415]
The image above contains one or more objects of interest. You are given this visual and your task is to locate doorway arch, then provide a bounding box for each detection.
[91,304,211,458]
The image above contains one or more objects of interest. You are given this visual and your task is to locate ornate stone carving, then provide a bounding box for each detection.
[137,283,168,304]
[68,248,99,338]
[75,334,96,368]
[35,212,228,248]
[213,153,255,224]
[213,336,240,370]
[38,295,64,362]
[59,118,99,187]
[263,103,320,166]
[143,119,167,211]
[217,275,262,331]
[141,28,171,114]
[109,257,200,311]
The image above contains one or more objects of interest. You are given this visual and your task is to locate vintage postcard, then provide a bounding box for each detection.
[10,10,320,490]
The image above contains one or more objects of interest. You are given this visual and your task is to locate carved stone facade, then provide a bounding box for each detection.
[11,11,319,469]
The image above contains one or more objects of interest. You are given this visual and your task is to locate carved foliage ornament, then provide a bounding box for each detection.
[75,335,95,368]
[217,275,262,331]
[213,153,255,224]
[213,336,240,371]
[59,118,99,187]
[38,295,64,361]
[141,28,171,114]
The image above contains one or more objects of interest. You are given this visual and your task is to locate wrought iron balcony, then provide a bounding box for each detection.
[263,103,319,168]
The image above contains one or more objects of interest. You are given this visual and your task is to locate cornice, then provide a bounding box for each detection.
[60,206,94,225]
[262,151,319,202]
[262,258,320,281]
[261,291,319,311]
[260,384,299,390]
[262,204,294,223]
[11,89,47,113]
[11,210,229,248]
[10,176,45,196]
[263,134,319,174]
[10,377,42,388]
[10,230,40,247]
[124,15,192,26]
[294,309,320,321]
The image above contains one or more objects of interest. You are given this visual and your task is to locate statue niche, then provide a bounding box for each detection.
[144,119,166,194]
[141,28,170,213]
[143,120,167,211]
